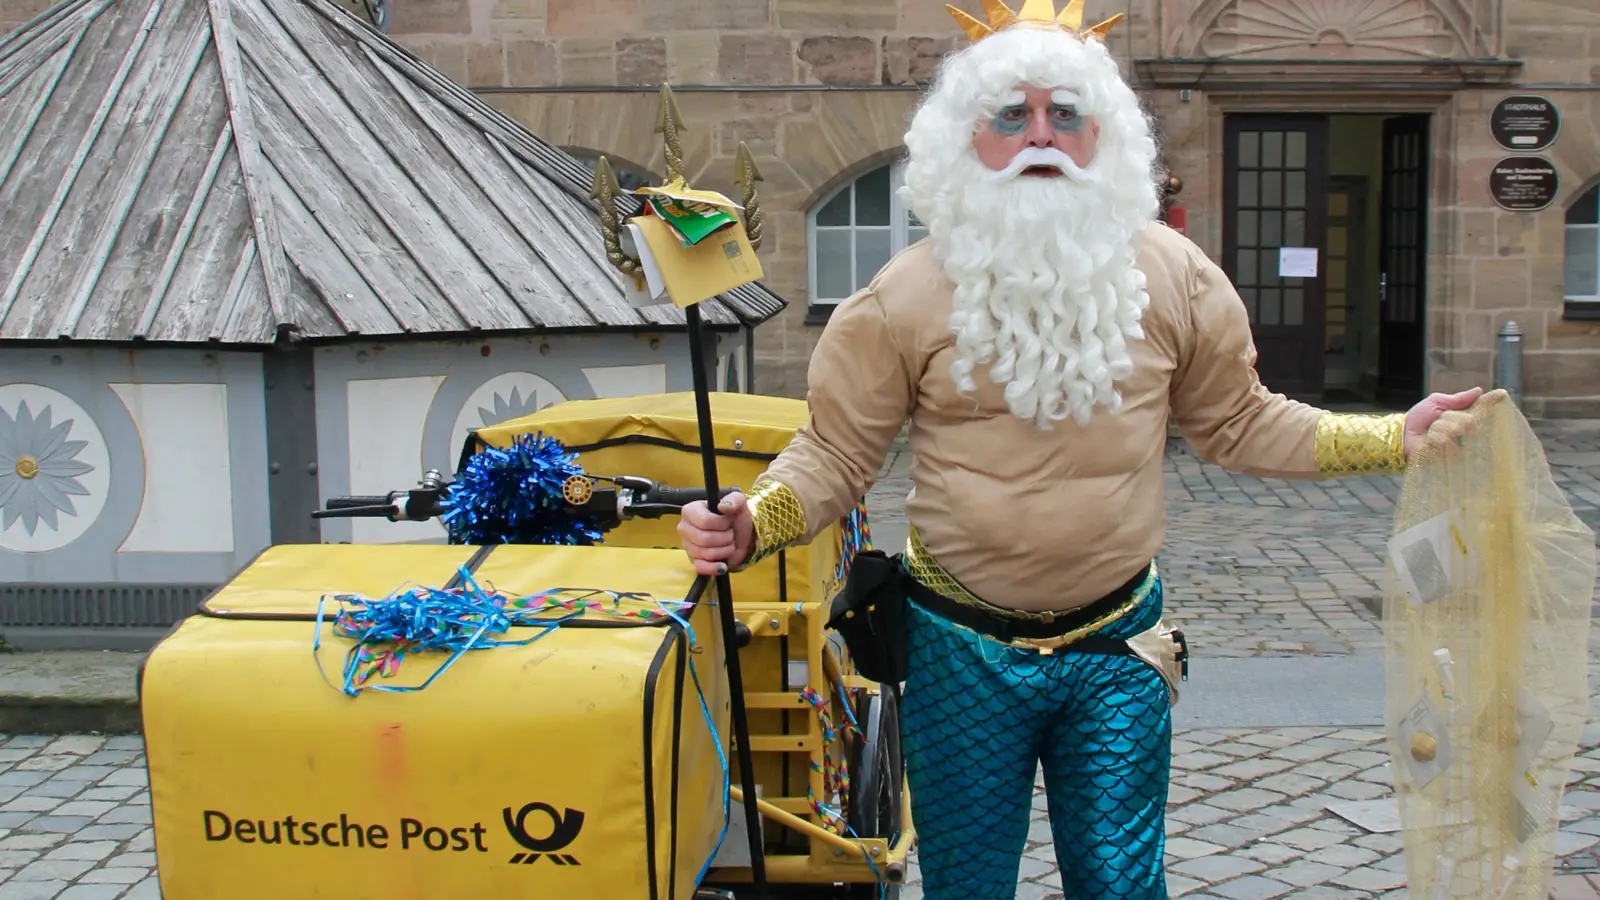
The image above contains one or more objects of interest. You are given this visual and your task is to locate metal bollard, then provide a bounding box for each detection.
[1495,320,1523,408]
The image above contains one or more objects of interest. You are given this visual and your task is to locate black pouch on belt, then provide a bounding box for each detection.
[824,549,909,685]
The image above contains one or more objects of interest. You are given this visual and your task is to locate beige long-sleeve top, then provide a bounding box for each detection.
[753,222,1396,612]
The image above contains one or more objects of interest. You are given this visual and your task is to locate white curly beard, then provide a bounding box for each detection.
[900,27,1163,430]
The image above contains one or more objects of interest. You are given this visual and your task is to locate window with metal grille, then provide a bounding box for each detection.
[806,160,927,321]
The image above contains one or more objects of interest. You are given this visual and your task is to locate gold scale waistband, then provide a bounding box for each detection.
[903,524,1158,652]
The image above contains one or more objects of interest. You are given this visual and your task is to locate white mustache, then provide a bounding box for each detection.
[983,146,1100,184]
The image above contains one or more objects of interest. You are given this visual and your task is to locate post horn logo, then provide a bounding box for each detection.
[502,802,585,866]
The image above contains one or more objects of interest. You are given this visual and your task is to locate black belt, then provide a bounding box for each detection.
[904,561,1152,647]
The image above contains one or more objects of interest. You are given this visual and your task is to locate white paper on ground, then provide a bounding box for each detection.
[1327,797,1472,834]
[1325,798,1403,833]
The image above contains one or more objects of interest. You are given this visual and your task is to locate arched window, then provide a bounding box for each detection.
[807,160,927,319]
[1566,184,1599,320]
[563,147,657,192]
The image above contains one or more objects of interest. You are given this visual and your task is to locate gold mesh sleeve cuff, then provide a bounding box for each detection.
[1314,412,1407,476]
[742,480,808,568]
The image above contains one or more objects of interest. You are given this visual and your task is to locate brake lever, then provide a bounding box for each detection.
[607,475,656,495]
[626,503,685,520]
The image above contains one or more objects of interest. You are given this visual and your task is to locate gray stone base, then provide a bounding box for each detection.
[3,627,175,653]
[1,583,211,635]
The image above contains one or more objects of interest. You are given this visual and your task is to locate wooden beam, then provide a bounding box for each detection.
[0,0,98,61]
[209,234,258,340]
[0,31,70,98]
[0,29,81,198]
[207,0,293,333]
[136,119,233,338]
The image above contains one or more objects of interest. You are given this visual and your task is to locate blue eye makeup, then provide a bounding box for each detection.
[989,102,1084,135]
[992,105,1029,136]
[1051,103,1082,132]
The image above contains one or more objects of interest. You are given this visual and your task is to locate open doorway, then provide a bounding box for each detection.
[1221,113,1430,409]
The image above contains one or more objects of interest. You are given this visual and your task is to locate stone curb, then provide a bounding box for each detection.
[0,692,143,736]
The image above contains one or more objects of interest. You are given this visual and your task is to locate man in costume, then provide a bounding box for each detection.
[678,1,1495,896]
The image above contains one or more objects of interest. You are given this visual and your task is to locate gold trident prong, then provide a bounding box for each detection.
[588,155,642,278]
[655,83,687,185]
[732,142,764,253]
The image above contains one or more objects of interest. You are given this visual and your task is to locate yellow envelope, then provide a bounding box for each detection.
[628,213,764,309]
[633,179,743,212]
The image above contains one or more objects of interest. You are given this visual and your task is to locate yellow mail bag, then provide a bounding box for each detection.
[140,543,732,900]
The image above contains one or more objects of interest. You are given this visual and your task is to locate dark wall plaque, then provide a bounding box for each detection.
[1490,156,1559,212]
[1490,95,1560,152]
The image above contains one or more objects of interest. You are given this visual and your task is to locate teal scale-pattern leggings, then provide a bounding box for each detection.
[898,578,1170,899]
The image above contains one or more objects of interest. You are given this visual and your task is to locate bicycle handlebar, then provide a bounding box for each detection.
[313,475,741,531]
[324,495,393,511]
[638,485,738,508]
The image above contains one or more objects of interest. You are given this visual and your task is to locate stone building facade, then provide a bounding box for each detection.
[5,0,1595,415]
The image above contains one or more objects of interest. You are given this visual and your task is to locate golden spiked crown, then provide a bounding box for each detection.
[947,0,1123,44]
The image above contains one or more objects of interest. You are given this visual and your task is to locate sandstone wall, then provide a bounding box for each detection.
[1141,0,1600,416]
[1,0,1594,412]
[379,0,1020,396]
[368,0,1599,412]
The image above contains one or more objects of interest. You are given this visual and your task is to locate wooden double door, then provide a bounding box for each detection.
[1221,114,1429,406]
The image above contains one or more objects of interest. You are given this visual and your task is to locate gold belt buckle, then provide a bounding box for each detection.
[1009,632,1075,656]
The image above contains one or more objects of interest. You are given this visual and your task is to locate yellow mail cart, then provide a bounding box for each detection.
[139,392,913,900]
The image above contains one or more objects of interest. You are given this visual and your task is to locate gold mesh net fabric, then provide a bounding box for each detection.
[743,479,807,567]
[905,524,1155,631]
[904,524,989,610]
[1382,395,1595,899]
[1315,412,1407,476]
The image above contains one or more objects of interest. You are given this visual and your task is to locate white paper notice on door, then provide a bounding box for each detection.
[1279,247,1319,278]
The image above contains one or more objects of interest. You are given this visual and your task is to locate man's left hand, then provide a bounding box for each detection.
[1402,387,1510,459]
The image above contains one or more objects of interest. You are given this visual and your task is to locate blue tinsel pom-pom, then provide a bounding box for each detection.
[439,432,605,546]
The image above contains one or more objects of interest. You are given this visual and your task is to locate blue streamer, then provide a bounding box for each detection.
[645,595,731,888]
[311,569,676,697]
[439,432,605,546]
[308,570,741,892]
[844,820,889,900]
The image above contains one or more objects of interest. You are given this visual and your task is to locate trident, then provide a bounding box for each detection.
[587,83,770,898]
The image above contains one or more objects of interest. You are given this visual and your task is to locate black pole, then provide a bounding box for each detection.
[685,302,767,896]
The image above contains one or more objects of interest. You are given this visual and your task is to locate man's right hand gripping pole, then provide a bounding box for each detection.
[678,492,755,576]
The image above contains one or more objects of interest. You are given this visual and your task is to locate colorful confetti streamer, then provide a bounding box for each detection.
[834,501,873,584]
[312,569,688,696]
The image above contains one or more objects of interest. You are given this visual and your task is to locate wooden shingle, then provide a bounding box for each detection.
[0,0,787,344]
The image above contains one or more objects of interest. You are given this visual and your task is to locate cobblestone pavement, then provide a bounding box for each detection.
[0,736,155,900]
[1,717,1598,899]
[1,422,1595,899]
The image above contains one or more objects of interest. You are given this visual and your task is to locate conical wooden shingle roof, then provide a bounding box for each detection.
[0,0,785,343]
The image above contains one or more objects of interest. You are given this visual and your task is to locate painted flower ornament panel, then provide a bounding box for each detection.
[0,400,93,533]
[477,384,545,428]
[0,385,111,553]
[450,372,568,450]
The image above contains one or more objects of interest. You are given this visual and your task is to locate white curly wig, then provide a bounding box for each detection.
[900,24,1163,429]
